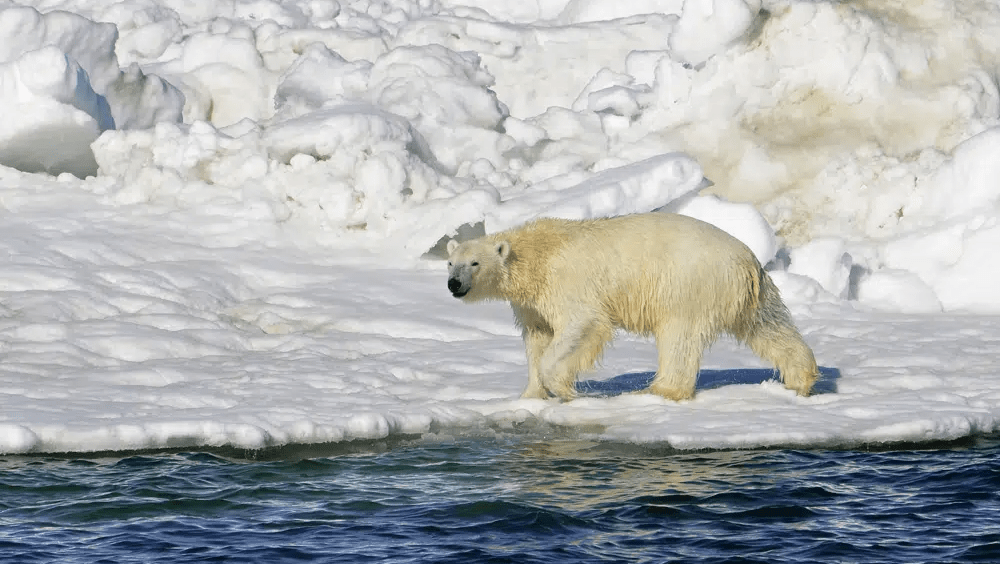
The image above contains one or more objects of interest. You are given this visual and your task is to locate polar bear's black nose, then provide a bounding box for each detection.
[448,278,462,293]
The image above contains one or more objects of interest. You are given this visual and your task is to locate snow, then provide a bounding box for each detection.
[1,0,999,454]
[0,7,183,177]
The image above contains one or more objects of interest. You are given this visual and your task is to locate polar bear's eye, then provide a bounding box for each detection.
[447,261,452,267]
[471,261,479,267]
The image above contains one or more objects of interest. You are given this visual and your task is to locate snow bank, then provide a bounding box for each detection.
[10,0,997,311]
[871,128,1000,311]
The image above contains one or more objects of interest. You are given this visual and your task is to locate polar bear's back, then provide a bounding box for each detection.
[504,213,763,335]
[518,213,758,272]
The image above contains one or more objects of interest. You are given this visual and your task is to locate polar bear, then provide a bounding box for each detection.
[446,213,819,401]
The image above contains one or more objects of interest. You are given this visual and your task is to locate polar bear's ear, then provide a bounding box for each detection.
[496,241,511,260]
[447,239,459,255]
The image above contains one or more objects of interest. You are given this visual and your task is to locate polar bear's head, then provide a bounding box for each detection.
[446,237,511,301]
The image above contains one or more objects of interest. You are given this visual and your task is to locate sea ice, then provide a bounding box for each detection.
[1,0,999,453]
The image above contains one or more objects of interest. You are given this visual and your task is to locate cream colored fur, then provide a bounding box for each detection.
[446,213,819,401]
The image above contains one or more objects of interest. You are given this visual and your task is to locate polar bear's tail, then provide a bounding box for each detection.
[735,268,819,397]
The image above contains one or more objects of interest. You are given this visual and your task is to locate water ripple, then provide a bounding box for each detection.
[0,437,998,563]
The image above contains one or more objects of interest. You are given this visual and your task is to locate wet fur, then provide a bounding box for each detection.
[447,213,819,401]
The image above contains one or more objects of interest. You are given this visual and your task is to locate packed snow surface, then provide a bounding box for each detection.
[1,0,999,453]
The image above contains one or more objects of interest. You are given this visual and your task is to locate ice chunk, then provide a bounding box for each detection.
[0,7,182,176]
[489,152,705,231]
[665,194,778,266]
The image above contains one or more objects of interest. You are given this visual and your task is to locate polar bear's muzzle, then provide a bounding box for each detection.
[448,277,469,298]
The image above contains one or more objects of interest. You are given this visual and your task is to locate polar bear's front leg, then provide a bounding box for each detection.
[538,327,584,400]
[520,327,552,399]
[538,314,612,401]
[513,304,554,399]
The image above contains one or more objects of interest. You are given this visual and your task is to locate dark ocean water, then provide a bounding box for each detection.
[1,435,998,564]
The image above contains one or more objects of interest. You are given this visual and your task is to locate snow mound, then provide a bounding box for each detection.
[0,7,183,177]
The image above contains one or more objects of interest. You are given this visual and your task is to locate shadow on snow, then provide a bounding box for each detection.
[577,367,841,397]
